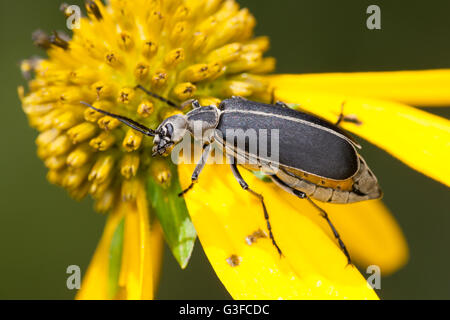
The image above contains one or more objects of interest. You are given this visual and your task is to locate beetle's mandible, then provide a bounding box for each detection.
[81,85,382,265]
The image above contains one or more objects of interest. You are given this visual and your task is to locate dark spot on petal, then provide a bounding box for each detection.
[245,229,267,245]
[226,254,240,267]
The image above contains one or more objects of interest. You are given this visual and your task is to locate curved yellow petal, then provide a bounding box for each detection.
[271,88,450,187]
[118,182,157,299]
[269,70,450,107]
[76,206,123,300]
[77,182,163,300]
[150,221,164,296]
[325,200,408,276]
[179,164,378,300]
[276,188,408,275]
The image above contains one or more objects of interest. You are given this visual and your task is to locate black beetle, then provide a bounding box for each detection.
[81,86,382,264]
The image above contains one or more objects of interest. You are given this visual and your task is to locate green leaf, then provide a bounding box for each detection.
[287,103,301,109]
[147,162,197,269]
[108,217,125,299]
[252,171,272,183]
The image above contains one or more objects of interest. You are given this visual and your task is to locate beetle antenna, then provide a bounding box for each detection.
[135,85,181,110]
[80,101,156,137]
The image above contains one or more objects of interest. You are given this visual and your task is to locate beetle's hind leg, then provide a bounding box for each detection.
[229,158,283,256]
[305,196,352,266]
[270,87,289,108]
[271,175,352,266]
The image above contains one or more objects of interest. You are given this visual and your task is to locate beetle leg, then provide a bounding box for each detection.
[270,86,276,104]
[135,85,181,110]
[335,101,346,126]
[335,101,362,126]
[275,101,290,109]
[270,85,291,109]
[191,99,201,109]
[271,175,352,266]
[305,197,352,266]
[178,144,211,197]
[229,157,283,257]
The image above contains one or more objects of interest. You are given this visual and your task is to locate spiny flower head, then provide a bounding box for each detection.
[21,0,449,301]
[19,0,274,212]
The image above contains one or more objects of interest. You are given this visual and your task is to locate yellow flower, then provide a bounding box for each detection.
[18,0,449,300]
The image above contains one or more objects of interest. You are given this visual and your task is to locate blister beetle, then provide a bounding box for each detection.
[81,85,382,264]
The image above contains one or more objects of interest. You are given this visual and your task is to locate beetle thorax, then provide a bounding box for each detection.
[186,106,221,142]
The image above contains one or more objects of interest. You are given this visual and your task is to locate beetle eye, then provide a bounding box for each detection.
[165,123,174,138]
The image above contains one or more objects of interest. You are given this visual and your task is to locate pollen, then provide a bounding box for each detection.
[19,0,274,211]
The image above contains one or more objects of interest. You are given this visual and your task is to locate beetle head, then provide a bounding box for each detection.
[80,102,188,157]
[152,114,188,156]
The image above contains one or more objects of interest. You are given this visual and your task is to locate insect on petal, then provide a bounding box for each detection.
[272,89,450,187]
[179,164,379,300]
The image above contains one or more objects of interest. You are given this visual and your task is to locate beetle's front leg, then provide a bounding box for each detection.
[178,143,211,197]
[229,157,283,256]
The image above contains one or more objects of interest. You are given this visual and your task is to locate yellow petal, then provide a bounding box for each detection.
[325,200,408,276]
[271,88,450,187]
[119,202,145,299]
[150,221,164,295]
[276,187,408,275]
[118,182,156,299]
[76,206,124,300]
[179,164,378,300]
[77,182,163,300]
[269,70,450,106]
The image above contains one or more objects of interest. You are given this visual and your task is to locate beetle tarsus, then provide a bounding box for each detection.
[335,101,362,127]
[178,144,211,197]
[275,101,290,109]
[229,158,283,257]
[178,182,194,197]
[272,175,352,265]
[191,100,201,109]
[305,196,353,266]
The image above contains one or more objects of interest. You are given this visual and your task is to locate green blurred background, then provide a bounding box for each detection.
[1,0,449,299]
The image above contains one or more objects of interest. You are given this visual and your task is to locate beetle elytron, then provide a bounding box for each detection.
[81,85,382,264]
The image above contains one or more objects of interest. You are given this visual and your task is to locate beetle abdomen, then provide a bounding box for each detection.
[273,157,382,203]
[217,98,359,180]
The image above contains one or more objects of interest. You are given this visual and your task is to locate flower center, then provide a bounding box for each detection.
[19,0,275,212]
